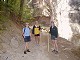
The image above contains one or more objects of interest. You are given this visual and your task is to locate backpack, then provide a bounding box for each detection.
[23,28,25,33]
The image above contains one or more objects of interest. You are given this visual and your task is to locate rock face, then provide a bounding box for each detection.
[56,0,80,46]
[56,0,73,40]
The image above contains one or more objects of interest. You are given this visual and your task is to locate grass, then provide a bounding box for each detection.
[0,14,9,33]
[22,18,36,24]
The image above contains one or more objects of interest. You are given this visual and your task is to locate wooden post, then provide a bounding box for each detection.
[48,33,49,52]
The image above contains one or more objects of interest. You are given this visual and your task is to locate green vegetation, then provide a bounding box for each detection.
[0,0,34,31]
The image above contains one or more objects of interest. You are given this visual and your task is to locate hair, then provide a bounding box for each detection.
[24,22,29,27]
[25,22,29,25]
[35,21,38,23]
[51,21,54,24]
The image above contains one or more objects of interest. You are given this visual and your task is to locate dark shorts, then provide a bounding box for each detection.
[24,36,31,42]
[35,34,40,36]
[51,35,57,40]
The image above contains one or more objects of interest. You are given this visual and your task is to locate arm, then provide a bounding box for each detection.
[39,26,42,32]
[32,25,35,34]
[22,28,25,38]
[39,26,41,30]
[49,27,51,34]
[55,27,58,38]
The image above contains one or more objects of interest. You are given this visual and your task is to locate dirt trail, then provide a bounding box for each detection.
[0,31,80,60]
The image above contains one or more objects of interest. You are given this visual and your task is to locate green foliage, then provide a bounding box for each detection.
[23,8,32,19]
[7,0,20,14]
[22,1,34,23]
[22,4,33,18]
[22,17,35,23]
[0,0,21,31]
[0,14,8,31]
[0,0,34,31]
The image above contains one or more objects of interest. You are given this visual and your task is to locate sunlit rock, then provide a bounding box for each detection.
[56,0,80,46]
[56,0,73,40]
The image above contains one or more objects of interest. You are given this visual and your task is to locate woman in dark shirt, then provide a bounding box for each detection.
[49,21,58,53]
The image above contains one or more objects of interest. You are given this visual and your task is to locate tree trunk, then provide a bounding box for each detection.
[18,0,24,21]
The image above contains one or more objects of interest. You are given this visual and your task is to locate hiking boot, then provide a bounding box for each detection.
[52,49,56,52]
[55,50,58,54]
[24,51,27,54]
[27,49,30,52]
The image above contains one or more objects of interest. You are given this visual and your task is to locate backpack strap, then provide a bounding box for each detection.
[24,28,26,33]
[24,27,30,33]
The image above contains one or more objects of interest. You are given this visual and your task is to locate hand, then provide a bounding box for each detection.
[22,35,24,38]
[55,38,57,40]
[30,37,32,41]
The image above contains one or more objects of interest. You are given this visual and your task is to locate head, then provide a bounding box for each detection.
[25,22,29,27]
[35,21,38,25]
[51,21,55,26]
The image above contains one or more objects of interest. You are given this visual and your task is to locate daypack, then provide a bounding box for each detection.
[32,25,41,35]
[23,28,26,33]
[34,28,40,34]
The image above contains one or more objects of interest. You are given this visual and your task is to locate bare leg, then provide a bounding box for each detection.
[35,36,40,45]
[24,42,29,54]
[25,42,30,52]
[35,36,39,44]
[52,40,58,50]
[52,40,55,50]
[25,42,29,50]
[54,40,58,51]
[37,36,40,44]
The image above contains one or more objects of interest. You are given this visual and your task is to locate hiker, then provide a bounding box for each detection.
[22,22,31,54]
[49,21,58,54]
[32,21,41,45]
